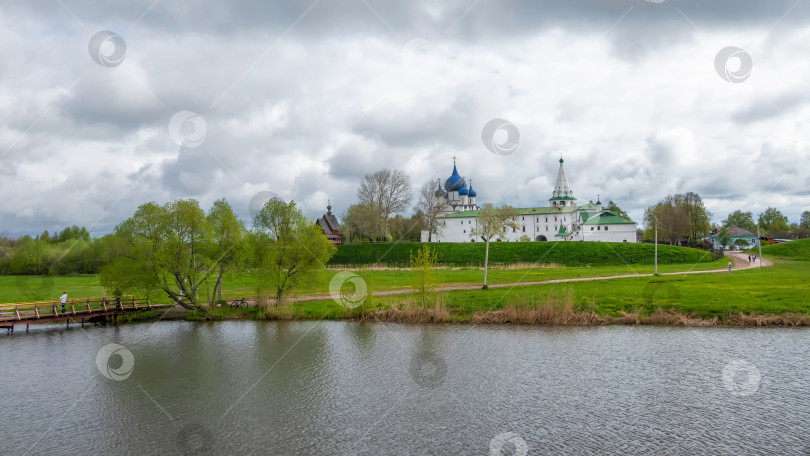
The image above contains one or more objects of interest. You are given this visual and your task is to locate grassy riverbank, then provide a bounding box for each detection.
[3,240,807,326]
[208,240,810,326]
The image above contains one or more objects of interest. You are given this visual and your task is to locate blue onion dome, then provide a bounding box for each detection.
[468,183,477,198]
[444,164,466,191]
[458,181,469,196]
[434,182,447,197]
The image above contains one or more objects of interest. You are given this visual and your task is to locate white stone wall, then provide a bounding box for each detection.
[580,223,637,243]
[422,209,637,243]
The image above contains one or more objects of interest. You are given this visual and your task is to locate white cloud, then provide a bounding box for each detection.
[1,1,809,236]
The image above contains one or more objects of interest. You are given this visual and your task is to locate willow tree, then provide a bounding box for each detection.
[253,199,336,303]
[100,199,242,310]
[472,203,518,288]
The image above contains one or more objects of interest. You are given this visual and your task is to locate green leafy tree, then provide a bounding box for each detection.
[9,240,51,275]
[253,199,336,303]
[733,238,749,249]
[410,244,439,308]
[722,210,756,232]
[471,203,518,288]
[758,207,789,233]
[606,201,629,219]
[99,200,235,310]
[207,199,246,306]
[341,203,378,244]
[799,211,810,229]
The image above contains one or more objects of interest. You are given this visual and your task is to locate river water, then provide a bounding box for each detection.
[1,321,808,455]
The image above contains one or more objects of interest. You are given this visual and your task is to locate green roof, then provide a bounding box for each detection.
[439,206,576,219]
[515,206,576,215]
[582,211,636,225]
[554,224,571,237]
[437,210,478,218]
[549,196,577,200]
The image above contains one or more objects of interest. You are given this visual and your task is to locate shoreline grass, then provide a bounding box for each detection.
[3,240,807,327]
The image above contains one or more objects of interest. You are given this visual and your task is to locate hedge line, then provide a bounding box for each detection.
[328,242,718,267]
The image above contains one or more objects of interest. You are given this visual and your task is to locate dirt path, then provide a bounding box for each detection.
[281,251,772,303]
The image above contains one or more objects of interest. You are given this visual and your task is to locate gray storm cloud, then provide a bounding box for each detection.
[0,0,809,236]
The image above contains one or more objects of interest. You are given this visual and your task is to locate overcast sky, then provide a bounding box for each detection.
[2,0,809,237]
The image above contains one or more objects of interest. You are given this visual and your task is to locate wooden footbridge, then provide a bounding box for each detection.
[0,297,170,333]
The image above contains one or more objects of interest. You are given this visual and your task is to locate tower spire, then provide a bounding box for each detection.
[552,157,572,198]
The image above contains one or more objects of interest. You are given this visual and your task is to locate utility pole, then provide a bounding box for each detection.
[654,217,658,275]
[757,222,763,268]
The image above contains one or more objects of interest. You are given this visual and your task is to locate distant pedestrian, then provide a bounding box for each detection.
[60,291,67,314]
[753,254,757,262]
[748,255,751,263]
[728,262,732,272]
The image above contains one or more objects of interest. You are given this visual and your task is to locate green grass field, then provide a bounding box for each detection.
[0,258,728,304]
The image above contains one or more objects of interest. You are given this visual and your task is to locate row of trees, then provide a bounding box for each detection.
[341,169,443,243]
[0,226,102,275]
[1,199,336,310]
[722,208,810,239]
[643,191,810,245]
[98,198,335,310]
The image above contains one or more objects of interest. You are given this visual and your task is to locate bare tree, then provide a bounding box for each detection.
[357,168,412,241]
[416,178,448,242]
[652,205,690,245]
[471,203,518,288]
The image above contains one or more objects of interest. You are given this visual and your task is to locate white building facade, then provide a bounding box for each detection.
[421,158,638,243]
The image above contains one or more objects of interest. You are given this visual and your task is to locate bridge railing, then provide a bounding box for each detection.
[0,297,149,322]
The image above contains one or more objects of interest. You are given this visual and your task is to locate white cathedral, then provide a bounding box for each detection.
[420,158,638,243]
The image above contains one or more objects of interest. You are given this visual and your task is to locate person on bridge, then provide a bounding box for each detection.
[60,291,67,314]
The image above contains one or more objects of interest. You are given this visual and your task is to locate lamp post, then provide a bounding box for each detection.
[757,222,763,267]
[654,216,658,275]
